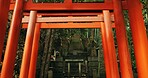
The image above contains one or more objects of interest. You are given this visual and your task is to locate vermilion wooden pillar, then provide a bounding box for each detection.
[112,0,133,78]
[28,23,41,78]
[0,0,24,78]
[103,10,119,78]
[0,0,11,61]
[127,0,148,78]
[19,11,37,78]
[101,22,111,78]
[64,0,72,8]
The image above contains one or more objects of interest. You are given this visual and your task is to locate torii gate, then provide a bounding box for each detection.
[0,0,148,78]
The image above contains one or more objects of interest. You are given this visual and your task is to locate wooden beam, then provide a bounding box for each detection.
[23,12,115,17]
[22,15,114,23]
[0,0,11,61]
[23,12,108,16]
[22,23,115,28]
[20,11,37,78]
[127,0,148,78]
[9,1,128,10]
[1,0,25,78]
[102,10,120,78]
[112,0,134,77]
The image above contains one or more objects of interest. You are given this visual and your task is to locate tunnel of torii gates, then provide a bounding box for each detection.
[0,0,148,78]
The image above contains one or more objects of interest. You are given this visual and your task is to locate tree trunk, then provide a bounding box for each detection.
[90,29,97,56]
[44,29,54,78]
[40,29,52,78]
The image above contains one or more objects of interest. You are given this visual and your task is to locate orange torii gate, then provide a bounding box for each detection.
[0,0,148,78]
